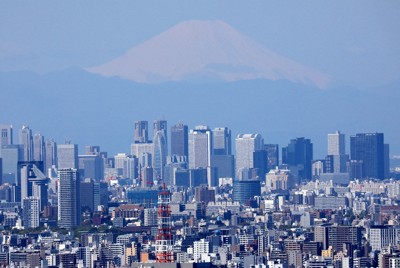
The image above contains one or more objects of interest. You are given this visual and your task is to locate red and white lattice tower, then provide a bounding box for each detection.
[155,184,174,262]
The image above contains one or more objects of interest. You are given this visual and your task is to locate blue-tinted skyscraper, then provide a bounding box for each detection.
[19,126,33,161]
[282,137,313,181]
[45,139,57,173]
[153,120,168,180]
[1,144,23,184]
[134,121,149,143]
[171,123,188,158]
[233,180,261,203]
[0,124,13,156]
[350,133,385,179]
[212,127,231,155]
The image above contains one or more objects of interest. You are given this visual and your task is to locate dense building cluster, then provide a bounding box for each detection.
[0,122,398,268]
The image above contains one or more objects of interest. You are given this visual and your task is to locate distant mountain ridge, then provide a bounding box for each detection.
[88,20,330,89]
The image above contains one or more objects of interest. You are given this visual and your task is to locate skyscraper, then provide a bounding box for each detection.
[153,130,167,181]
[171,123,188,158]
[22,197,40,229]
[58,168,80,229]
[45,139,57,173]
[350,133,385,179]
[212,127,231,155]
[326,131,349,174]
[57,143,78,169]
[19,125,33,161]
[78,155,103,181]
[18,161,49,209]
[114,153,138,180]
[282,137,313,181]
[188,125,212,169]
[134,121,149,143]
[85,145,100,156]
[153,120,168,180]
[33,133,45,163]
[1,144,23,184]
[80,178,95,213]
[264,144,279,171]
[153,120,168,139]
[235,134,264,179]
[328,131,345,155]
[0,124,13,156]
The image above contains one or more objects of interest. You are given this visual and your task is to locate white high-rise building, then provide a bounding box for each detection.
[114,153,138,179]
[22,197,40,228]
[144,208,158,226]
[193,239,209,262]
[188,126,212,169]
[57,143,78,169]
[327,131,349,173]
[58,168,80,229]
[328,131,345,156]
[369,226,400,252]
[131,143,153,167]
[235,134,264,178]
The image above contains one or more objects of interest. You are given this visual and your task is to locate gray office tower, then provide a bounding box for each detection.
[0,124,13,156]
[45,139,57,173]
[188,125,213,169]
[1,145,23,184]
[134,121,149,143]
[327,131,349,173]
[282,137,313,181]
[19,125,33,161]
[57,143,78,169]
[350,133,385,179]
[235,134,264,179]
[85,145,100,156]
[153,120,168,180]
[213,127,231,155]
[0,158,2,185]
[78,155,103,181]
[18,161,49,209]
[171,123,188,157]
[33,133,45,163]
[58,168,80,229]
[264,144,279,171]
[154,120,168,138]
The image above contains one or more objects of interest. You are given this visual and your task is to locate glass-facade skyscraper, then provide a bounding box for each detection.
[282,137,313,181]
[350,133,384,179]
[171,123,188,158]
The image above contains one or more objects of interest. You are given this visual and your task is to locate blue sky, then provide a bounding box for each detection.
[1,1,399,88]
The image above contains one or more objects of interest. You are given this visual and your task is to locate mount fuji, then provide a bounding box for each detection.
[88,20,330,89]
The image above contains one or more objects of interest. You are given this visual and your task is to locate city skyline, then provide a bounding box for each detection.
[1,2,400,267]
[0,122,395,162]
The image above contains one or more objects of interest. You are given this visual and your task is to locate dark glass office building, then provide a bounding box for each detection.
[350,133,384,179]
[233,180,261,204]
[282,137,313,181]
[171,123,188,157]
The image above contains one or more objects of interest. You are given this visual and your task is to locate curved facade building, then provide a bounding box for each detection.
[233,179,261,204]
